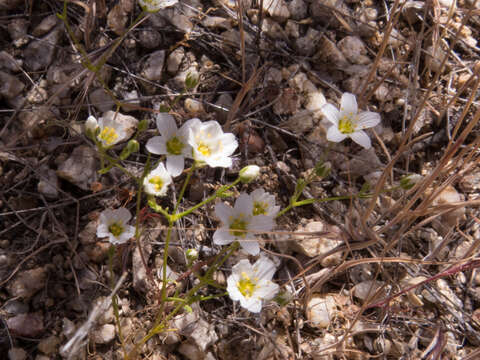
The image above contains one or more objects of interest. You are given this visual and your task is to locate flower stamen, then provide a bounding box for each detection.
[99,127,118,145]
[237,272,256,298]
[108,222,124,237]
[166,136,184,155]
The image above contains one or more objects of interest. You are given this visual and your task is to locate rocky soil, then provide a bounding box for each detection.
[2,0,480,359]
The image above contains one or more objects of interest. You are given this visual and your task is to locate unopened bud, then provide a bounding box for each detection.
[137,119,149,132]
[85,116,99,140]
[185,72,199,90]
[400,174,422,190]
[186,248,198,262]
[239,165,260,183]
[314,161,331,178]
[119,139,140,160]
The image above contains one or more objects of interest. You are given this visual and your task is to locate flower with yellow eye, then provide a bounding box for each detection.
[146,113,200,177]
[143,162,172,197]
[250,188,280,217]
[227,256,279,313]
[138,0,178,12]
[213,194,274,255]
[94,112,136,147]
[187,120,238,168]
[97,208,136,245]
[322,93,381,149]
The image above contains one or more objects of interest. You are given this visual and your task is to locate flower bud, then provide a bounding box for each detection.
[85,116,99,140]
[186,248,198,262]
[400,174,422,190]
[239,165,260,183]
[119,139,140,160]
[314,161,331,178]
[137,119,149,132]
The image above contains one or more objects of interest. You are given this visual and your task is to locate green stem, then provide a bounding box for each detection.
[174,163,196,213]
[173,177,242,221]
[108,246,125,352]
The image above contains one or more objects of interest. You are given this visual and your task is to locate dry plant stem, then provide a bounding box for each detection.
[366,258,480,309]
[357,0,402,107]
[362,8,475,225]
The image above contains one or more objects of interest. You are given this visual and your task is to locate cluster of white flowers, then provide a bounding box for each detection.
[89,90,383,314]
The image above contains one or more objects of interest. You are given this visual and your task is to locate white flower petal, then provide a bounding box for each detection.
[146,136,167,155]
[96,224,110,238]
[321,104,340,125]
[213,228,235,245]
[239,240,260,255]
[350,130,372,149]
[254,280,279,301]
[226,277,243,301]
[231,259,253,274]
[327,126,348,143]
[205,156,232,168]
[253,256,277,280]
[241,297,262,313]
[357,111,381,130]
[155,113,177,137]
[234,193,254,216]
[115,207,132,224]
[166,155,184,177]
[249,215,274,233]
[214,203,234,224]
[340,92,358,114]
[219,134,238,156]
[180,118,202,135]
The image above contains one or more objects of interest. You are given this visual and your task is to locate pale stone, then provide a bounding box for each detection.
[38,335,60,355]
[352,280,387,303]
[56,145,98,191]
[290,221,343,266]
[91,324,115,344]
[306,295,337,328]
[8,348,27,360]
[7,267,47,299]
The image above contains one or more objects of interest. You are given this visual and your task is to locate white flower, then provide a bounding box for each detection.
[213,194,274,255]
[187,120,238,168]
[227,256,279,313]
[143,162,172,196]
[146,114,200,177]
[85,115,98,133]
[138,0,178,12]
[239,165,260,183]
[96,113,128,147]
[322,92,381,149]
[250,188,280,217]
[97,208,136,245]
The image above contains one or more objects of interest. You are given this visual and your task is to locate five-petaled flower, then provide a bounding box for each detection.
[97,208,136,245]
[322,93,381,149]
[95,113,129,147]
[146,113,200,177]
[227,256,279,313]
[143,162,172,197]
[213,194,274,255]
[187,120,238,168]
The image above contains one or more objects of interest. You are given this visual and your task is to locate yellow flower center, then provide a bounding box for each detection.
[166,136,184,155]
[252,201,268,216]
[98,127,118,145]
[338,113,357,134]
[237,272,257,298]
[197,142,211,157]
[108,222,124,237]
[149,176,164,192]
[229,214,248,238]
